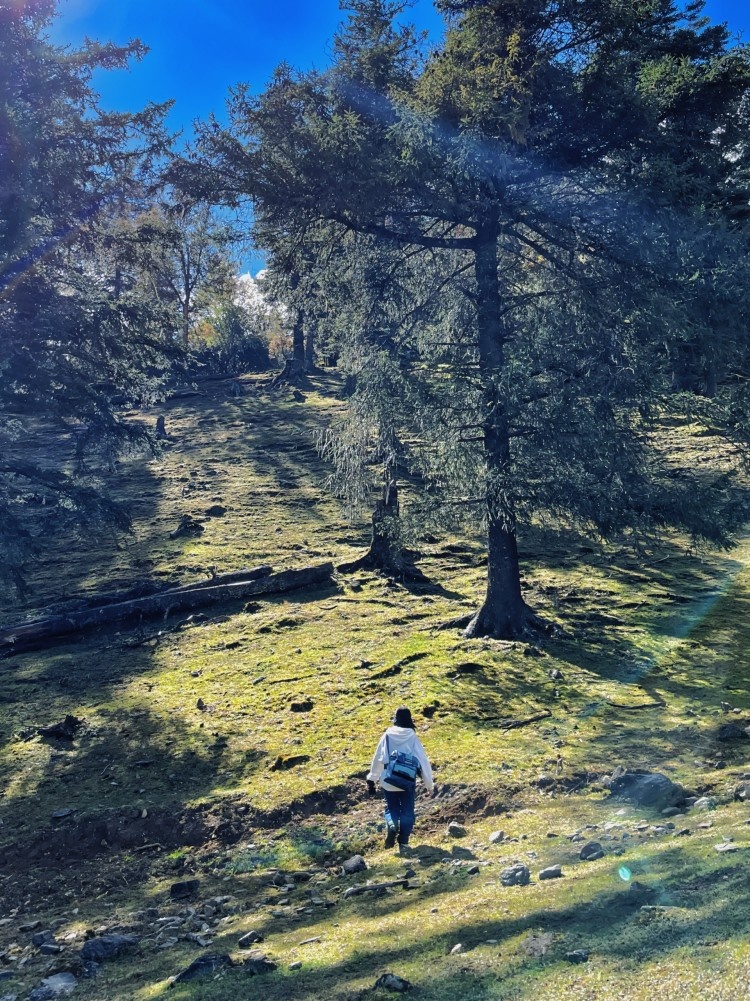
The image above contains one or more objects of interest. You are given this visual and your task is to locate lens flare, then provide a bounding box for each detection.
[618,866,632,882]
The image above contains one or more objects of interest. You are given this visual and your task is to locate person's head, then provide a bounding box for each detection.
[393,706,415,729]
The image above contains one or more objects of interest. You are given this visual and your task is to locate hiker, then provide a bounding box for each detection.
[366,706,435,849]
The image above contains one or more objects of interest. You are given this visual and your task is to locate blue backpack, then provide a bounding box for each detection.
[383,735,421,790]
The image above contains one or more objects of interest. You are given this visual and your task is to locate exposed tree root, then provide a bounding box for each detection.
[463,602,553,640]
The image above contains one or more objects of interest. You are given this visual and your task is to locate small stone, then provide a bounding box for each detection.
[173,954,234,983]
[290,699,314,713]
[466,865,480,875]
[488,830,505,844]
[342,855,367,875]
[374,972,412,993]
[40,974,77,996]
[693,796,717,811]
[447,822,466,838]
[19,921,42,932]
[566,950,589,964]
[289,961,302,970]
[450,943,465,954]
[715,842,739,852]
[51,809,75,821]
[500,863,530,887]
[31,930,55,947]
[80,934,138,962]
[661,807,681,817]
[38,943,63,955]
[609,771,683,810]
[579,842,604,862]
[170,879,200,899]
[238,930,264,947]
[539,865,563,880]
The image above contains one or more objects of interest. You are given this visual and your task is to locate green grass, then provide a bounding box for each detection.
[0,373,749,999]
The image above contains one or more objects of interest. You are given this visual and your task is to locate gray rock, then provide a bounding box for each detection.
[238,930,264,947]
[39,974,77,996]
[289,961,302,970]
[342,855,367,875]
[39,943,63,955]
[80,934,138,962]
[450,943,464,954]
[734,782,750,801]
[169,879,200,899]
[19,921,42,932]
[447,822,466,838]
[50,809,75,821]
[242,950,277,975]
[374,972,412,993]
[173,954,234,983]
[566,950,589,964]
[488,830,505,844]
[693,796,717,811]
[500,863,530,887]
[28,990,57,1001]
[31,930,55,947]
[539,865,563,880]
[661,806,681,817]
[609,771,684,810]
[579,842,604,862]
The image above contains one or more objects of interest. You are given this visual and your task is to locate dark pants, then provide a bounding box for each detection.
[383,786,416,843]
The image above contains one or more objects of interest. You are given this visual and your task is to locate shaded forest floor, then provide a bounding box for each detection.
[1,372,749,1000]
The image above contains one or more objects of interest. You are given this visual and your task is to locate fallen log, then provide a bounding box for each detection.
[342,879,409,899]
[25,565,273,617]
[0,563,334,657]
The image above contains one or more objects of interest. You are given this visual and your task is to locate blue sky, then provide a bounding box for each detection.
[51,0,749,136]
[49,0,749,273]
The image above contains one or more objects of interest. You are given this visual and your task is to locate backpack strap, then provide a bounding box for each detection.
[384,734,391,760]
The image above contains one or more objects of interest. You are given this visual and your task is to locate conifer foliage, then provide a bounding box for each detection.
[0,0,174,591]
[181,0,750,637]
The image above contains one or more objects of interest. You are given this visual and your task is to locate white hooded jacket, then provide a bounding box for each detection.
[367,725,434,793]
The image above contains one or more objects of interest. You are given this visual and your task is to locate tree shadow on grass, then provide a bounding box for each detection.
[148,843,750,1001]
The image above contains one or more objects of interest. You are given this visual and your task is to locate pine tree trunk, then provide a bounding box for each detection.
[464,225,539,639]
[292,309,305,365]
[304,320,315,370]
[339,479,401,573]
[182,300,190,350]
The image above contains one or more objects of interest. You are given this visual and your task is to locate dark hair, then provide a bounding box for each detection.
[393,706,415,729]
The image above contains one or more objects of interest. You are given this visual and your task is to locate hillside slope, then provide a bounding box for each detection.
[0,374,749,1000]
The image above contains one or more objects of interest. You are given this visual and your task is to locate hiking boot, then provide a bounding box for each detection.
[384,828,397,849]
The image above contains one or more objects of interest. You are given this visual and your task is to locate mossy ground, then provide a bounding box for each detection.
[1,373,749,999]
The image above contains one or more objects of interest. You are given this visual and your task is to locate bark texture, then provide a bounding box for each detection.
[464,225,540,639]
[1,563,334,655]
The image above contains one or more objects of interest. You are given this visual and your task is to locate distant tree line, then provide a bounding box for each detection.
[0,1,275,590]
